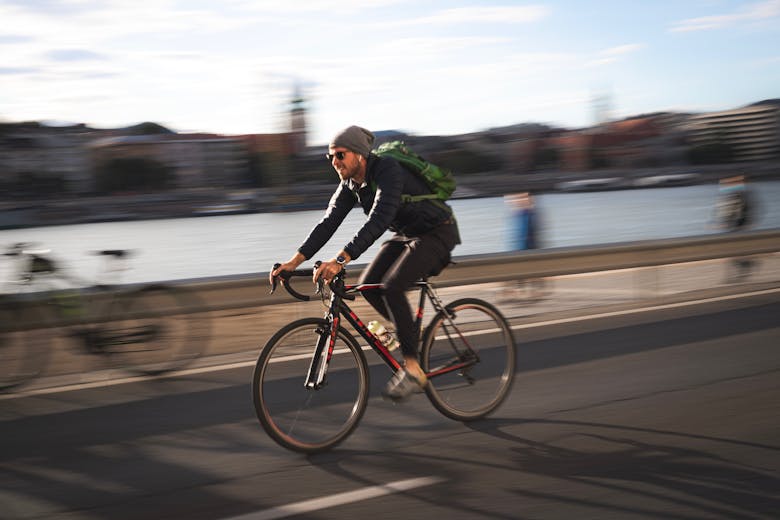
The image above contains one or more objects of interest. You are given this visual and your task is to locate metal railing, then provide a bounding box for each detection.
[179,229,780,311]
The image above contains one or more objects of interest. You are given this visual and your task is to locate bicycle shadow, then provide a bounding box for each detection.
[476,417,778,517]
[307,417,779,519]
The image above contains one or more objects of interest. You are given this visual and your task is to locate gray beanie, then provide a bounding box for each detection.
[330,125,375,157]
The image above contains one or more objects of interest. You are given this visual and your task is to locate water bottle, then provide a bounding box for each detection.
[367,320,399,351]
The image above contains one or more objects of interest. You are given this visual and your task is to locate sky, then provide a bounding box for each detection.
[1,0,779,145]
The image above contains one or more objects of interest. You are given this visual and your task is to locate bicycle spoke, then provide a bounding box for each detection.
[253,318,369,454]
[422,298,516,421]
[105,286,207,375]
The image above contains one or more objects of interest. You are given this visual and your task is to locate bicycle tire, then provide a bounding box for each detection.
[101,284,208,375]
[421,298,516,421]
[0,297,52,391]
[253,317,369,454]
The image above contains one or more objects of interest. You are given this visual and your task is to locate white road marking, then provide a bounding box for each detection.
[510,286,780,330]
[2,287,777,399]
[222,476,445,520]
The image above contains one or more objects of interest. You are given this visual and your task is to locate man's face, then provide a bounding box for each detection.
[327,147,361,181]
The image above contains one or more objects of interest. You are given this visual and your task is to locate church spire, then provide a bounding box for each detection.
[290,82,307,154]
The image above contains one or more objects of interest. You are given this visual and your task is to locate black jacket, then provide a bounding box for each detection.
[298,153,457,261]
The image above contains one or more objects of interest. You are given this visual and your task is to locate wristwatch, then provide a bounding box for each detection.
[336,255,348,265]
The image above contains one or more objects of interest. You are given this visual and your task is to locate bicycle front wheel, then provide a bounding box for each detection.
[253,317,369,454]
[421,298,516,421]
[102,284,208,375]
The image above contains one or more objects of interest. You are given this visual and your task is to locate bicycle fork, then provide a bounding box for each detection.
[304,316,339,389]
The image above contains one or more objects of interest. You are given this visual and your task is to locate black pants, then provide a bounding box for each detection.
[358,221,460,358]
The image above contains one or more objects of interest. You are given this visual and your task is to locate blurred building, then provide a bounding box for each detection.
[685,102,780,162]
[549,131,590,171]
[507,115,680,172]
[2,96,778,205]
[585,116,668,169]
[0,122,95,194]
[239,133,299,158]
[88,134,248,190]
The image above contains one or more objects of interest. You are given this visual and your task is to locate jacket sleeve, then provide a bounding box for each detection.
[342,159,404,260]
[297,183,354,260]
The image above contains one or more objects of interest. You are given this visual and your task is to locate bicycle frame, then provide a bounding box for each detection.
[302,274,476,390]
[257,265,517,452]
[3,247,149,349]
[9,267,117,328]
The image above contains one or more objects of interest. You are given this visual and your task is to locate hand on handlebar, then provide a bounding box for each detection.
[269,261,354,302]
[269,261,297,287]
[313,259,343,285]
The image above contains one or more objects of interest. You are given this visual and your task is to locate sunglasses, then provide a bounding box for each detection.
[325,151,348,161]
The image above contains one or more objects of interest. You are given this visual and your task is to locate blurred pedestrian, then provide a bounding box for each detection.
[503,191,546,300]
[508,192,539,251]
[715,175,756,281]
[715,175,752,231]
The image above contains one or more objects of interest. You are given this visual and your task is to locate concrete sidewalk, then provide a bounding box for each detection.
[6,253,780,395]
[486,253,779,319]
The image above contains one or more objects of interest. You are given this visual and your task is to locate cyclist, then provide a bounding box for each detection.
[270,125,460,401]
[715,174,756,281]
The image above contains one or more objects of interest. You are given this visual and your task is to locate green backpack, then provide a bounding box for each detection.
[373,141,456,203]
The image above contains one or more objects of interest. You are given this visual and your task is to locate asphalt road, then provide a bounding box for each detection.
[1,290,778,520]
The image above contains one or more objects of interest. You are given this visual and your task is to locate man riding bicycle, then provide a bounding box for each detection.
[270,125,460,401]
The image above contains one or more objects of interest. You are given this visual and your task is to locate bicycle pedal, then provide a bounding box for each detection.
[460,373,476,385]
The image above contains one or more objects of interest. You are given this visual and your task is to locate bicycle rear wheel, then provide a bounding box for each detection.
[421,298,516,421]
[102,284,208,375]
[0,298,52,391]
[253,317,369,454]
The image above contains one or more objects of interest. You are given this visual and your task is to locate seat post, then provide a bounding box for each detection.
[413,279,430,341]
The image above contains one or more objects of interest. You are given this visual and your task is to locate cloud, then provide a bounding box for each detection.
[0,1,254,46]
[0,34,35,44]
[46,49,108,61]
[670,0,780,32]
[230,0,406,14]
[375,36,512,57]
[0,66,40,75]
[397,5,550,25]
[435,50,576,78]
[0,0,92,15]
[601,44,645,57]
[427,5,549,24]
[585,43,644,67]
[79,71,121,79]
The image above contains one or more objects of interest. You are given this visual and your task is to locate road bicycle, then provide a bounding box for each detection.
[252,262,517,454]
[0,243,211,391]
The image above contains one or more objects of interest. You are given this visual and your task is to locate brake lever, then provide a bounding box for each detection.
[313,261,324,294]
[270,263,281,294]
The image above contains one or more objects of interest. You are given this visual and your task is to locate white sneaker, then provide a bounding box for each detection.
[382,369,427,402]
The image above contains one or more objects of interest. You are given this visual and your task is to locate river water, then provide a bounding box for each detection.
[2,181,778,284]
